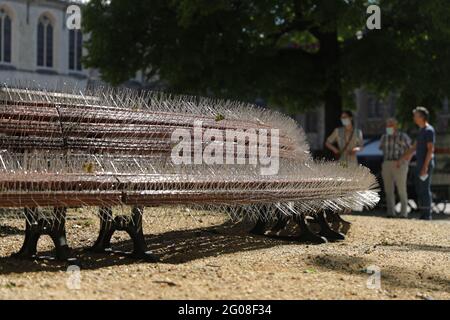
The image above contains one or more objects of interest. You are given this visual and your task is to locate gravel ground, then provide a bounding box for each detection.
[0,207,449,300]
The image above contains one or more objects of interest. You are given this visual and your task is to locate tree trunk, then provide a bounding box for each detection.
[318,29,343,146]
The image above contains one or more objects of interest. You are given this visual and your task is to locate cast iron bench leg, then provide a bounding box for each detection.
[12,207,77,264]
[316,211,345,241]
[88,206,159,262]
[325,210,351,235]
[89,207,114,253]
[294,213,327,244]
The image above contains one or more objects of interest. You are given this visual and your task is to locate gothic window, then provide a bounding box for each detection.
[367,95,383,119]
[69,29,83,71]
[37,15,53,67]
[0,8,12,63]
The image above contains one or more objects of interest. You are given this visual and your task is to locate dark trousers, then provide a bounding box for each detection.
[414,161,434,219]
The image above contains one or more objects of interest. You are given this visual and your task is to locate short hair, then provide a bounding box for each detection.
[386,117,397,125]
[342,110,353,118]
[413,106,429,120]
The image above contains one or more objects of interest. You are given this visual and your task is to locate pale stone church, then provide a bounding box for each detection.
[0,0,146,90]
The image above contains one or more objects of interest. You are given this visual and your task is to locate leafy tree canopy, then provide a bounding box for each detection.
[83,0,450,133]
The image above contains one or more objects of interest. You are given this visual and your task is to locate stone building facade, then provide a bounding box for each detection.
[0,0,146,90]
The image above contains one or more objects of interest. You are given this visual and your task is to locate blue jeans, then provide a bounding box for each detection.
[414,161,434,219]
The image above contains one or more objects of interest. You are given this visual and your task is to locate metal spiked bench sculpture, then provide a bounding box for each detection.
[0,86,379,262]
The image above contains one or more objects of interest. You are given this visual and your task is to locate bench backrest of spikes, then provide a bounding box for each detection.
[0,86,379,262]
[0,87,308,160]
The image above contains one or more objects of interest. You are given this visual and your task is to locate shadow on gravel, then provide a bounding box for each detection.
[311,253,450,292]
[350,210,450,221]
[0,225,23,237]
[382,243,450,253]
[0,221,286,275]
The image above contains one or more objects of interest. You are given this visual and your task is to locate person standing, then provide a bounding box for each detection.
[401,107,435,220]
[379,118,412,218]
[325,110,364,166]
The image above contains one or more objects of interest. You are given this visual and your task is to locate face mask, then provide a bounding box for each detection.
[386,127,394,135]
[341,118,351,127]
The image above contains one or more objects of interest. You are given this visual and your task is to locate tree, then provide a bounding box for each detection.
[83,0,450,138]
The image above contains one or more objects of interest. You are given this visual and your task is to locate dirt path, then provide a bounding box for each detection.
[0,208,449,299]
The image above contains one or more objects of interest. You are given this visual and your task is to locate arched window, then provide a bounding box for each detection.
[37,15,53,67]
[0,8,12,63]
[69,29,82,71]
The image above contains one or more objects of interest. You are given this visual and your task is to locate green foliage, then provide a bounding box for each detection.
[83,0,450,125]
[215,114,225,122]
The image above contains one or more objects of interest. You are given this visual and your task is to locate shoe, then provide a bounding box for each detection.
[419,214,432,220]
